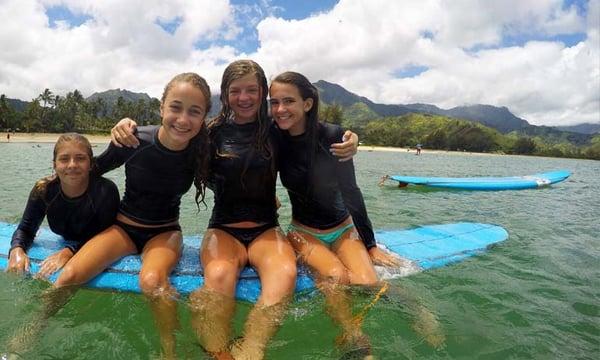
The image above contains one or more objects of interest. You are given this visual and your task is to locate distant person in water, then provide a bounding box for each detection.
[416,143,422,155]
[6,132,10,142]
[6,133,120,356]
[378,175,389,186]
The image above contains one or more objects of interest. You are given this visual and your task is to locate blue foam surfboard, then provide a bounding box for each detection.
[390,170,570,190]
[0,222,508,302]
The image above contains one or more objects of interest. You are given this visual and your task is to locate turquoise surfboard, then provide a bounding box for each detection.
[390,170,570,190]
[0,222,508,302]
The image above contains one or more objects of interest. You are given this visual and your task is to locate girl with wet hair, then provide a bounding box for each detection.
[39,72,212,359]
[6,133,120,356]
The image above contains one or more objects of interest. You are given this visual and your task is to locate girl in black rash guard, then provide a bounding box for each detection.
[5,133,119,356]
[46,73,212,359]
[270,71,402,355]
[8,133,119,275]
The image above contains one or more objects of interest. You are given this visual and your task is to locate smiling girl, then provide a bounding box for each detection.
[44,72,212,359]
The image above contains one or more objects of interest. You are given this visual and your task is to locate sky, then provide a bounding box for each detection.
[0,0,598,127]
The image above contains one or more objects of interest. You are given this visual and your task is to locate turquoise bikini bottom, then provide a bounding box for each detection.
[287,223,355,245]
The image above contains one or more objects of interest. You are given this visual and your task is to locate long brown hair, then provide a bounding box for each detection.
[271,71,322,189]
[33,133,94,200]
[209,60,275,183]
[161,72,212,208]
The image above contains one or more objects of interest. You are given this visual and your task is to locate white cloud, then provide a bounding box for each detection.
[0,0,236,100]
[251,0,599,126]
[0,0,597,126]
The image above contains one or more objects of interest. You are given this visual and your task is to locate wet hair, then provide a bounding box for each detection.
[33,133,94,199]
[161,72,212,208]
[209,60,276,174]
[271,71,322,185]
[209,60,275,183]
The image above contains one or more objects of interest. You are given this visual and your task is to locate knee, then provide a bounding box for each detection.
[139,270,167,296]
[54,264,82,287]
[322,264,349,285]
[350,271,378,286]
[277,261,297,287]
[204,261,240,290]
[261,261,297,303]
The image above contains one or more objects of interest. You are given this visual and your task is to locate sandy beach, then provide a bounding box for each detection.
[3,132,111,144]
[2,132,501,156]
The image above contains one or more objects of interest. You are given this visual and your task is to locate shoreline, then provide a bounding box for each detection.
[2,132,111,144]
[2,132,502,156]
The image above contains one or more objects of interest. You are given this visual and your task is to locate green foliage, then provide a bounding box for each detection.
[360,113,599,160]
[2,88,161,134]
[511,137,537,154]
[319,103,344,125]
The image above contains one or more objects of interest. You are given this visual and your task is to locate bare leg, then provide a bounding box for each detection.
[190,229,247,358]
[332,228,378,286]
[231,228,296,360]
[288,229,372,356]
[7,226,137,356]
[6,285,77,356]
[138,231,183,360]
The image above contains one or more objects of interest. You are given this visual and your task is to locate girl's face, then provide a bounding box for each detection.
[160,82,207,150]
[269,82,313,136]
[228,73,261,124]
[53,141,91,188]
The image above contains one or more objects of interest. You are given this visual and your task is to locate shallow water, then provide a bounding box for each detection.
[0,143,598,359]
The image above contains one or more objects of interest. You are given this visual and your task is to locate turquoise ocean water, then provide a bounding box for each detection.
[0,142,598,359]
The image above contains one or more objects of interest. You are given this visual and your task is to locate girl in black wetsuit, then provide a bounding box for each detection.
[8,133,119,275]
[48,73,211,359]
[270,71,402,355]
[6,133,120,356]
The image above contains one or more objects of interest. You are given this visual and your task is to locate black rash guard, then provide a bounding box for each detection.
[279,122,376,249]
[208,119,279,226]
[95,125,195,225]
[11,176,119,254]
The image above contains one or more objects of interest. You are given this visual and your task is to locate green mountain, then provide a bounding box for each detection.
[6,98,29,112]
[313,80,593,145]
[555,123,600,134]
[86,89,153,104]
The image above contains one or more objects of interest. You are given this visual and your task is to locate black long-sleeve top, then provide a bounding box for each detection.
[208,119,279,226]
[10,176,120,253]
[279,122,376,249]
[94,126,195,225]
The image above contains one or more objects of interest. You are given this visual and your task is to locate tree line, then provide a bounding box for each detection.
[1,89,161,134]
[321,108,600,160]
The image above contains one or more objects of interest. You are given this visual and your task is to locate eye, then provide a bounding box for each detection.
[190,108,205,116]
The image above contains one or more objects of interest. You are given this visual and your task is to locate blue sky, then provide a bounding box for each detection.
[1,0,598,126]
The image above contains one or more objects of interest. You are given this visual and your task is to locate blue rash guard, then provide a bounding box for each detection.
[207,118,279,228]
[94,125,196,225]
[279,122,376,249]
[10,176,120,254]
